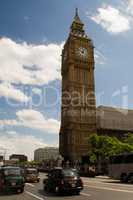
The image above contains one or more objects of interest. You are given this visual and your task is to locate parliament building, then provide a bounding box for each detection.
[59,9,133,163]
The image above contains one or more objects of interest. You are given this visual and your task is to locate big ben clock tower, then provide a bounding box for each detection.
[59,9,97,162]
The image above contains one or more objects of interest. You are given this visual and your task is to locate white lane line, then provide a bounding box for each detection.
[84,179,133,188]
[85,184,133,193]
[26,191,47,200]
[26,183,35,187]
[84,180,101,184]
[81,192,91,197]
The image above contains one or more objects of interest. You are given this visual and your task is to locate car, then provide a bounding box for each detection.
[43,167,83,195]
[24,168,40,183]
[0,166,25,193]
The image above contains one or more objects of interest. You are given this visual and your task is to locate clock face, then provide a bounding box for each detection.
[77,47,88,59]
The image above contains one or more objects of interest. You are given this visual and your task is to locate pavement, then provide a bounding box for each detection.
[0,173,133,200]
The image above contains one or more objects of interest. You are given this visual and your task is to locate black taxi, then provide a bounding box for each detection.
[43,167,83,195]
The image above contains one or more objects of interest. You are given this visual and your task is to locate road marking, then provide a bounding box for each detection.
[85,184,133,193]
[26,191,47,200]
[26,183,35,187]
[84,179,133,188]
[81,192,91,197]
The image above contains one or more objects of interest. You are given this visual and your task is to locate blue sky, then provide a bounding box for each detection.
[0,0,133,159]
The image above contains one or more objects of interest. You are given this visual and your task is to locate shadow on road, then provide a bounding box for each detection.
[0,191,20,196]
[38,189,78,198]
[104,180,133,185]
[38,190,60,197]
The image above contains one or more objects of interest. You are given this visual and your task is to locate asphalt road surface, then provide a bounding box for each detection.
[1,173,133,200]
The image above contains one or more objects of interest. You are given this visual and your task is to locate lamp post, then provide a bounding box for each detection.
[0,147,7,165]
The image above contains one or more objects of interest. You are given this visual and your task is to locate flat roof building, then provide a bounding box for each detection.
[97,106,133,138]
[9,154,28,162]
[34,147,59,162]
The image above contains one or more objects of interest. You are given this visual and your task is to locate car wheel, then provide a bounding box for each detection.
[44,185,48,192]
[17,188,23,193]
[20,188,24,193]
[120,174,128,183]
[129,174,133,183]
[55,186,60,194]
[75,190,80,195]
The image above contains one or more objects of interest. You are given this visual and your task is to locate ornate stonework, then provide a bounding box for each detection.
[59,9,97,162]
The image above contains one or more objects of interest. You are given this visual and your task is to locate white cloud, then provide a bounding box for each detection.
[0,109,60,134]
[95,50,106,65]
[16,109,60,133]
[0,37,63,86]
[16,109,45,122]
[90,5,130,34]
[32,87,42,95]
[127,0,133,14]
[0,82,29,102]
[0,131,48,160]
[0,109,60,159]
[0,120,18,128]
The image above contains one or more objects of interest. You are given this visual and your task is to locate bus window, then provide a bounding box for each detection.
[109,153,133,182]
[125,154,133,163]
[112,155,124,164]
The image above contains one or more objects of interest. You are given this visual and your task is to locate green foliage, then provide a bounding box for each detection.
[89,154,97,164]
[17,160,41,167]
[88,133,133,163]
[124,132,133,145]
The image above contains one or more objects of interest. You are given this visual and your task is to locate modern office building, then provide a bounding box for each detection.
[34,147,59,162]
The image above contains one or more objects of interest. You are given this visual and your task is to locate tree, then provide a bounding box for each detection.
[124,132,133,145]
[88,134,133,164]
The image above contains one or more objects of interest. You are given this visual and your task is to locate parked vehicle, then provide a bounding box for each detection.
[0,166,25,193]
[109,153,133,183]
[24,168,40,183]
[80,164,96,177]
[43,167,83,195]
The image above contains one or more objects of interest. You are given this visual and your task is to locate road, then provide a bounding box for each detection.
[1,173,133,200]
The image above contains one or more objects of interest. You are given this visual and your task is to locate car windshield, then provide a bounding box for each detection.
[4,168,21,176]
[62,169,78,177]
[26,169,38,174]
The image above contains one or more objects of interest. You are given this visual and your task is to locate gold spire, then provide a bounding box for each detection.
[70,8,84,34]
[74,8,83,24]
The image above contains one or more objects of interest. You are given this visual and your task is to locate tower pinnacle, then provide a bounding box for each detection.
[70,8,85,37]
[74,8,83,24]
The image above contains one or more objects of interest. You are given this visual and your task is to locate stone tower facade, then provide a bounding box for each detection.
[59,9,97,162]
